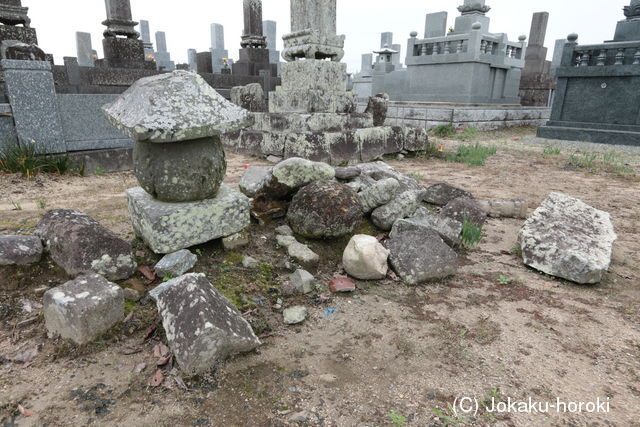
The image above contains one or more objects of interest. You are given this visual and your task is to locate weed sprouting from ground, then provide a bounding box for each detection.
[461,216,484,248]
[0,143,71,178]
[459,126,479,141]
[446,143,497,166]
[543,145,561,156]
[432,124,457,138]
[387,409,406,426]
[567,151,634,175]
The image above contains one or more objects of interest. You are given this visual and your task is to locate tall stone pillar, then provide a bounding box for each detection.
[99,0,151,69]
[76,32,95,67]
[232,0,276,77]
[210,23,229,73]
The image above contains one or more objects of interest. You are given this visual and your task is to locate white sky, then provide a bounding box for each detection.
[27,0,628,73]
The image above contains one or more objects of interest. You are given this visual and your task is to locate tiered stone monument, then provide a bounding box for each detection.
[379,0,527,104]
[210,23,230,73]
[139,20,155,62]
[224,0,427,164]
[154,31,175,71]
[232,0,276,77]
[0,0,36,45]
[519,12,555,106]
[76,32,95,67]
[263,19,280,74]
[97,0,153,70]
[537,0,640,146]
[103,71,253,254]
[352,53,374,101]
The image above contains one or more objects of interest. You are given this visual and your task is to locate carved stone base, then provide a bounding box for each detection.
[0,25,37,45]
[100,37,150,69]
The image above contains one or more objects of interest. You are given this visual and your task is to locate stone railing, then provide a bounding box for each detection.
[572,41,640,67]
[413,34,471,56]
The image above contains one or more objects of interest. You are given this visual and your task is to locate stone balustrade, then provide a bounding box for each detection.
[572,41,640,67]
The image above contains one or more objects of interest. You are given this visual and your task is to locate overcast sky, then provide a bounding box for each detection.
[28,0,628,73]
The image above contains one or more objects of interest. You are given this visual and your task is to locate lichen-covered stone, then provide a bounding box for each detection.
[364,93,389,126]
[334,166,360,180]
[230,83,267,112]
[154,249,197,278]
[441,196,487,227]
[150,273,260,375]
[478,199,528,219]
[288,242,320,268]
[133,137,227,202]
[289,269,315,294]
[272,157,335,190]
[283,306,308,325]
[287,181,362,239]
[518,193,616,284]
[102,71,252,143]
[396,207,463,247]
[43,274,124,345]
[386,226,458,284]
[358,178,400,214]
[371,190,425,231]
[36,210,136,281]
[342,235,389,280]
[239,165,273,198]
[355,162,424,194]
[423,183,473,206]
[0,235,42,266]
[222,232,250,251]
[126,185,250,254]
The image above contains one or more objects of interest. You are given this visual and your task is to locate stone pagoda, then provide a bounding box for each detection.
[97,0,153,69]
[0,0,36,45]
[537,0,640,146]
[224,0,427,164]
[232,0,277,77]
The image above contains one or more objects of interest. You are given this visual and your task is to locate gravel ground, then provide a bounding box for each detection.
[524,135,640,157]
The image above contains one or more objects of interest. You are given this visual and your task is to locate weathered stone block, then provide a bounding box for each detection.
[269,88,357,114]
[43,274,124,345]
[36,209,136,281]
[150,273,260,375]
[0,235,42,266]
[283,132,331,163]
[279,60,348,92]
[154,250,197,278]
[126,185,250,254]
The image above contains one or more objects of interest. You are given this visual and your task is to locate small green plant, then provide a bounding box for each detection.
[446,143,497,166]
[567,152,597,169]
[432,123,457,138]
[387,409,406,426]
[9,198,22,211]
[431,405,467,426]
[459,126,479,141]
[37,199,47,210]
[542,145,561,156]
[408,171,423,181]
[0,143,71,177]
[44,154,71,175]
[94,167,105,175]
[162,274,174,282]
[194,248,203,256]
[497,275,513,285]
[460,215,483,248]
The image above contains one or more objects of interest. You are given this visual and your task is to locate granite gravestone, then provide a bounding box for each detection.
[139,19,155,61]
[187,48,197,72]
[0,0,37,45]
[519,12,555,106]
[154,31,175,71]
[76,32,95,67]
[210,23,230,73]
[233,0,275,77]
[99,0,151,69]
[263,20,280,65]
[537,0,640,146]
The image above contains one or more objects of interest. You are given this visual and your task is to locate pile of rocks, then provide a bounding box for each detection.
[103,71,254,254]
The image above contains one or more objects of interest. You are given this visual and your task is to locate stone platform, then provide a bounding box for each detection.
[537,122,640,147]
[126,185,250,254]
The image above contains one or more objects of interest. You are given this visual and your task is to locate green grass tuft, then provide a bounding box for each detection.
[461,216,484,249]
[459,126,479,141]
[432,123,457,138]
[0,143,71,178]
[543,145,561,156]
[446,143,497,166]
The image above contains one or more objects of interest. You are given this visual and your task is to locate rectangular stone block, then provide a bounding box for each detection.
[43,274,124,345]
[126,185,250,254]
[425,12,448,38]
[355,127,388,162]
[2,60,66,154]
[280,60,347,92]
[327,131,358,165]
[269,88,356,114]
[0,25,37,45]
[283,132,331,163]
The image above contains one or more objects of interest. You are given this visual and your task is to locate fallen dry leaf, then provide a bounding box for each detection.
[137,265,156,282]
[157,355,171,367]
[17,404,33,417]
[150,369,164,387]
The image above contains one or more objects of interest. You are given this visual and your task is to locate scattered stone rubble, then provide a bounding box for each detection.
[0,235,42,266]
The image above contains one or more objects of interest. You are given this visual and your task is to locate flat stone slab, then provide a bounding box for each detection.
[43,274,124,345]
[154,249,197,278]
[150,273,260,375]
[0,235,42,266]
[126,185,250,254]
[36,209,136,281]
[518,192,617,284]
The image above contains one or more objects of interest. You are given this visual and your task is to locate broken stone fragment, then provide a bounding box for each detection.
[371,190,425,231]
[242,256,260,269]
[287,181,362,239]
[518,192,616,284]
[386,225,458,284]
[35,209,136,281]
[43,274,124,345]
[441,196,487,228]
[334,166,361,180]
[423,182,473,206]
[230,83,267,112]
[150,273,260,375]
[222,232,250,251]
[0,235,42,266]
[478,199,528,219]
[271,157,335,191]
[287,242,320,268]
[239,166,274,198]
[397,207,463,247]
[342,235,389,280]
[329,276,356,293]
[289,269,315,294]
[358,177,400,214]
[275,224,294,236]
[154,249,197,278]
[283,306,308,325]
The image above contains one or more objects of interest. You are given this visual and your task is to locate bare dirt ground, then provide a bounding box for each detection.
[1,127,640,426]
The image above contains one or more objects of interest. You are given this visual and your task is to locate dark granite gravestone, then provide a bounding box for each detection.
[232,0,277,77]
[0,0,38,45]
[97,0,153,70]
[519,12,556,106]
[537,0,640,146]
